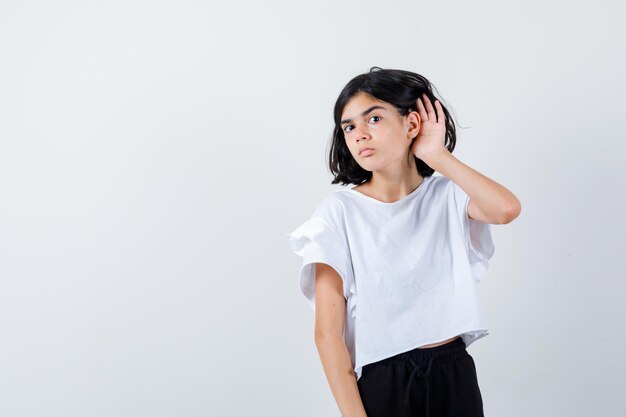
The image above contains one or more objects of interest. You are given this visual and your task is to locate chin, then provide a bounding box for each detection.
[358,161,382,172]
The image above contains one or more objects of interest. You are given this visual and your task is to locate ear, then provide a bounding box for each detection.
[407,111,421,140]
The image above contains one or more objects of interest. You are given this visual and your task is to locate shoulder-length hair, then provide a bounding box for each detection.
[329,66,460,185]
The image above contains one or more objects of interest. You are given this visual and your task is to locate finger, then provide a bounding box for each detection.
[416,97,428,121]
[434,99,445,124]
[422,93,436,121]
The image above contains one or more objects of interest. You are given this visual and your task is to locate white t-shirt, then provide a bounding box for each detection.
[286,174,495,382]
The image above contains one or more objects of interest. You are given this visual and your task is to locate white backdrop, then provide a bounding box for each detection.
[1,1,625,416]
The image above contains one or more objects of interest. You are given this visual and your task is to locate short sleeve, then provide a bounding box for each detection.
[451,181,496,282]
[286,216,356,317]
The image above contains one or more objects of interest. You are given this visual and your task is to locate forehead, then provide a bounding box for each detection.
[341,93,392,120]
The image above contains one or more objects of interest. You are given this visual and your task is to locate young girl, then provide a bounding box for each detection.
[287,67,521,417]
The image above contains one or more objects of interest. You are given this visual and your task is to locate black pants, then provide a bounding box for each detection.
[356,337,484,417]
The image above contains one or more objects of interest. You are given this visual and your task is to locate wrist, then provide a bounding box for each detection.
[418,148,452,169]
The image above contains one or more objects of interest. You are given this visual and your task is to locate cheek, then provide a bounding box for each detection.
[381,134,401,151]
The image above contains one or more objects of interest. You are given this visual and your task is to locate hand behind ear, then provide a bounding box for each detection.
[411,94,447,162]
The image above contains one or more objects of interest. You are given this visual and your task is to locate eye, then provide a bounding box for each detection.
[343,115,381,133]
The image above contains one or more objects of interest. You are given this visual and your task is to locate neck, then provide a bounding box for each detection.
[365,158,424,202]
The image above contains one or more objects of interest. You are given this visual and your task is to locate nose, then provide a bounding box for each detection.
[353,126,371,142]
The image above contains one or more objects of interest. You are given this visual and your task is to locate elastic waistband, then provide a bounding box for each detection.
[373,337,467,367]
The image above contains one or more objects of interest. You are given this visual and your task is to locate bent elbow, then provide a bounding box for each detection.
[502,199,522,224]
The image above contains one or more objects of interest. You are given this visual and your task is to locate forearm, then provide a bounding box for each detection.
[424,149,520,222]
[315,334,367,417]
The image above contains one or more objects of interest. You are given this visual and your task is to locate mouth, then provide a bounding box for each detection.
[359,148,375,156]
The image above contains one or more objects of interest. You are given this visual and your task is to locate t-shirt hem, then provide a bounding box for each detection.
[354,325,490,373]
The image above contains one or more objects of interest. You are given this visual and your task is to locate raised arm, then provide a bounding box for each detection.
[314,263,367,417]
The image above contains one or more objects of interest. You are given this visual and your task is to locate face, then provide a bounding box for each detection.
[340,92,418,171]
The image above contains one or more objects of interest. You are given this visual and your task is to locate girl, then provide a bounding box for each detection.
[287,67,521,417]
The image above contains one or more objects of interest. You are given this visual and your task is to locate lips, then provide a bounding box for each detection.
[359,147,374,155]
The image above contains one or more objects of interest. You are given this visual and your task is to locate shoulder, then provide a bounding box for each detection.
[427,174,459,196]
[305,188,364,240]
[311,190,350,224]
[428,174,450,188]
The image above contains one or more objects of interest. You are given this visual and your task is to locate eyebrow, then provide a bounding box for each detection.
[340,105,387,125]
